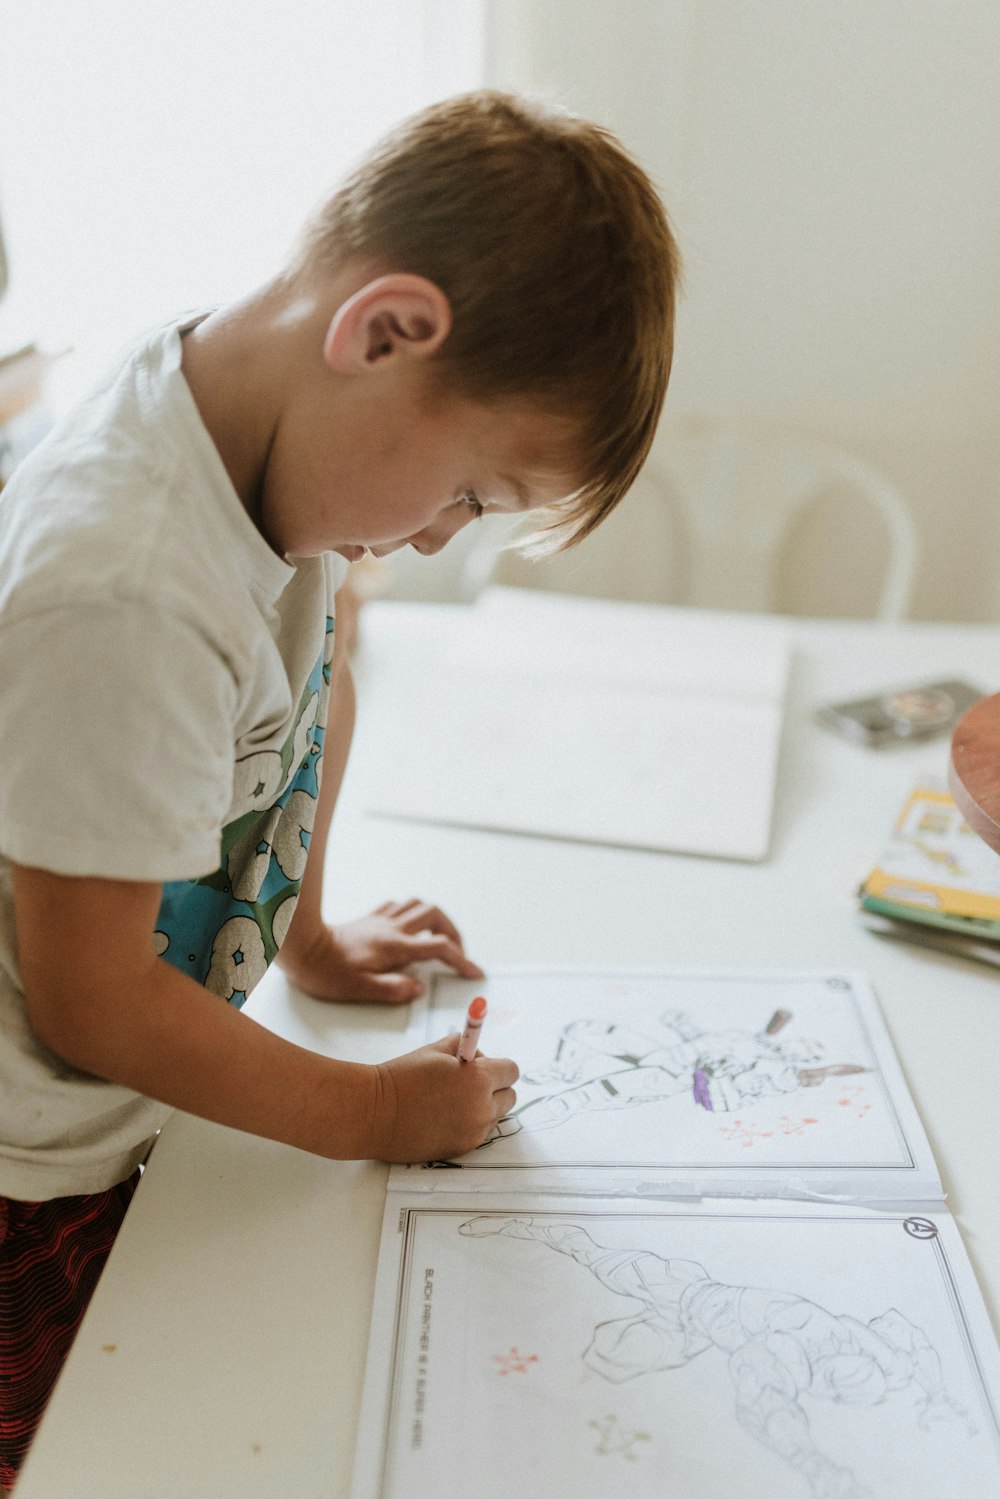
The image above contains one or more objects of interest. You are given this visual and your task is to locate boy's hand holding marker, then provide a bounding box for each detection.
[373,999,517,1161]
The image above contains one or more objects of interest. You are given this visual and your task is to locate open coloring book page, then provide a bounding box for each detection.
[395,970,940,1200]
[367,591,789,862]
[352,1196,1000,1499]
[368,670,785,859]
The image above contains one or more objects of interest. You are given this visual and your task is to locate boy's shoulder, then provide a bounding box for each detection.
[6,319,163,481]
[0,313,288,632]
[0,315,190,565]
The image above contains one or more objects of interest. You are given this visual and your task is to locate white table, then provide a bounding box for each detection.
[17,602,1000,1498]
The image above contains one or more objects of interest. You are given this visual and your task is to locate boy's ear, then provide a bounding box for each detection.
[323,274,452,373]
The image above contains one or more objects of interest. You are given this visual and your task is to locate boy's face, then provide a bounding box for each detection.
[261,370,581,562]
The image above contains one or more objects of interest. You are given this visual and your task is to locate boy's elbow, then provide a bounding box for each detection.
[12,863,164,1075]
[23,979,118,1077]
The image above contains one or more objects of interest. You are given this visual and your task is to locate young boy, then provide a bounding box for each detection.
[0,91,679,1486]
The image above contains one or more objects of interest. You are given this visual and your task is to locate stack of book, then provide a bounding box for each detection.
[858,777,1000,966]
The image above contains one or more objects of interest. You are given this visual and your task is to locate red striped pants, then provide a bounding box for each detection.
[0,1173,139,1491]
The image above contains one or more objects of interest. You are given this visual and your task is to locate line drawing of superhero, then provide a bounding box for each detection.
[482,1008,868,1145]
[459,1215,973,1499]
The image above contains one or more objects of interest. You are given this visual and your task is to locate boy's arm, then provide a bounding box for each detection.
[12,864,516,1163]
[278,603,483,1002]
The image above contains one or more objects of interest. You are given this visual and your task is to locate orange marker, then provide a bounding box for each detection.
[457,996,488,1062]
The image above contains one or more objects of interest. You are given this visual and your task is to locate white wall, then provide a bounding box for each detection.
[482,0,1000,621]
[0,0,482,401]
[3,3,997,618]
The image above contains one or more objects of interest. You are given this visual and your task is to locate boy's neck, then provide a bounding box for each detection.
[178,275,339,545]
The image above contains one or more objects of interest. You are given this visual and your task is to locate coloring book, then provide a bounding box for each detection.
[351,970,1000,1498]
[392,969,939,1201]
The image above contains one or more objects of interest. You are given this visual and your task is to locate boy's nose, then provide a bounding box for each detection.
[410,506,475,556]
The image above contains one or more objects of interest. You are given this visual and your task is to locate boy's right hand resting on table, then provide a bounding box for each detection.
[371,1035,518,1162]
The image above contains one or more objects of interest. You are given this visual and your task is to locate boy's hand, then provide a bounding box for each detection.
[277,898,484,1003]
[371,1035,518,1162]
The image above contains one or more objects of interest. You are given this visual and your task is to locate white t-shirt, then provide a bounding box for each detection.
[0,312,348,1199]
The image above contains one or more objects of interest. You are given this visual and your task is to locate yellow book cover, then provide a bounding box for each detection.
[862,781,1000,921]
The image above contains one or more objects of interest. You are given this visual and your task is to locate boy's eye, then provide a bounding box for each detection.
[461,492,484,519]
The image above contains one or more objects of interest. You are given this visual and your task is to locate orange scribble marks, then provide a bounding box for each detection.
[835,1083,871,1119]
[720,1120,775,1148]
[775,1114,820,1137]
[495,1347,539,1375]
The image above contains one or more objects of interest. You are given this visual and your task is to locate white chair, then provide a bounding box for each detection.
[463,416,918,621]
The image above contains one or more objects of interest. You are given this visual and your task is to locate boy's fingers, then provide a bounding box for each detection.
[354,972,424,1004]
[395,901,466,949]
[411,933,484,978]
[492,1087,517,1118]
[426,1036,519,1094]
[482,1056,520,1089]
[375,898,419,920]
[370,899,484,974]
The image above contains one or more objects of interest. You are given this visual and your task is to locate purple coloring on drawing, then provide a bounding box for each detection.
[693,1069,713,1110]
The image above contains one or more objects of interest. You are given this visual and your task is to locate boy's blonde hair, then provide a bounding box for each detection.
[293,91,680,552]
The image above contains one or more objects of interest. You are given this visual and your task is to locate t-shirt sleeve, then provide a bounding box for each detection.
[0,601,238,880]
